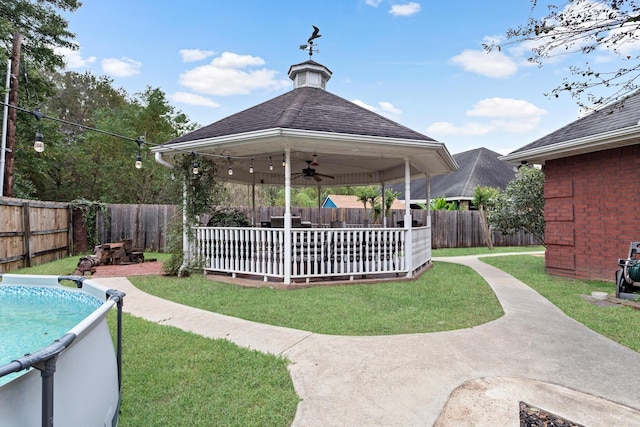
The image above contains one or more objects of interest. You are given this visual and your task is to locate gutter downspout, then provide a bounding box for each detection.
[154,151,174,169]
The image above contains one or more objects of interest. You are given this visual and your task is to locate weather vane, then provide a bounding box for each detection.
[299,25,321,58]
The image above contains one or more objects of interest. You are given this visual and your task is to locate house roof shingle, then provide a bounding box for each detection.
[391,147,516,201]
[504,90,640,163]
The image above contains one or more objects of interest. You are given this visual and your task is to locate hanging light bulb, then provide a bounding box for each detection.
[269,156,274,171]
[192,152,199,175]
[227,156,233,175]
[135,138,144,169]
[249,157,254,174]
[282,153,286,167]
[31,108,46,153]
[33,129,44,153]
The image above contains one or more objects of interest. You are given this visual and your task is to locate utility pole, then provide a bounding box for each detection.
[1,58,10,196]
[4,32,21,198]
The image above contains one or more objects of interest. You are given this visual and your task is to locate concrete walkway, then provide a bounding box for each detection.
[94,255,640,426]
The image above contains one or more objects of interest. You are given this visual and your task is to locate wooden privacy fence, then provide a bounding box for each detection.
[96,204,177,253]
[97,204,538,252]
[0,197,72,273]
[430,209,538,249]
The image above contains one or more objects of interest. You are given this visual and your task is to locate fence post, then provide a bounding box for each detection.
[22,202,31,267]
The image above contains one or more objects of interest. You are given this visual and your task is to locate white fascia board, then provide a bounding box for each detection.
[150,129,284,153]
[500,125,640,163]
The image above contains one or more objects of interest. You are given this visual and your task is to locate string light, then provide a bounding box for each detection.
[32,109,45,153]
[191,152,199,175]
[249,157,254,174]
[33,129,44,153]
[1,102,297,173]
[135,139,144,169]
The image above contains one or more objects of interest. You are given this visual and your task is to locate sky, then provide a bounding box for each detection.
[53,0,624,156]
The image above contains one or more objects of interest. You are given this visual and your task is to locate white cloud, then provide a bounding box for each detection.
[179,51,290,96]
[101,57,141,77]
[389,2,420,17]
[170,92,220,108]
[427,121,494,136]
[365,0,383,6]
[179,49,216,62]
[352,99,402,116]
[427,98,547,136]
[450,49,517,78]
[54,46,96,69]
[467,98,547,119]
[378,101,402,115]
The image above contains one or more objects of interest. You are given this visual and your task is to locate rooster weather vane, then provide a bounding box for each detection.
[299,25,321,58]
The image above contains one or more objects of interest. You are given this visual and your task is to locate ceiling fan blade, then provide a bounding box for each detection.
[316,173,335,179]
[313,175,322,182]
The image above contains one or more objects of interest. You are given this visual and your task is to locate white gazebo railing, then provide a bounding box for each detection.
[194,226,431,282]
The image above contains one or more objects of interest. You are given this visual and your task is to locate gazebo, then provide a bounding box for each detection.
[152,60,457,284]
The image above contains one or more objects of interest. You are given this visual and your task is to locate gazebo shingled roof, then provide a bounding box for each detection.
[152,60,456,188]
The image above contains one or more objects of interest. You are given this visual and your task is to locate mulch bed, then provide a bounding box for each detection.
[520,402,585,427]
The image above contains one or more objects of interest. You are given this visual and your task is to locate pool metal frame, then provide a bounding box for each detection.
[0,275,125,427]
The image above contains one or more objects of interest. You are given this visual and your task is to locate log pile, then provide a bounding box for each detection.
[74,238,145,275]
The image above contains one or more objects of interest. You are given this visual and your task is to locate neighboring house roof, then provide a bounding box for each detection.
[322,194,405,210]
[502,90,640,164]
[390,147,516,201]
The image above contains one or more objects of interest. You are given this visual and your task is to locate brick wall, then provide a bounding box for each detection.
[544,144,640,282]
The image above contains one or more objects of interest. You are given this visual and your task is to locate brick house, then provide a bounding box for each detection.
[501,92,640,282]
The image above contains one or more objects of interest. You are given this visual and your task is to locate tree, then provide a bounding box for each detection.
[487,0,640,108]
[488,166,545,246]
[383,188,400,217]
[0,0,81,69]
[430,196,459,211]
[473,185,500,250]
[355,186,380,221]
[1,0,81,196]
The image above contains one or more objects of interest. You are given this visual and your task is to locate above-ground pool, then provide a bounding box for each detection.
[0,274,124,427]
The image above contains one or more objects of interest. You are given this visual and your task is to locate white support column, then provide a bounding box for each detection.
[404,159,413,277]
[381,182,386,227]
[181,182,191,275]
[251,174,256,227]
[425,174,431,228]
[284,148,292,284]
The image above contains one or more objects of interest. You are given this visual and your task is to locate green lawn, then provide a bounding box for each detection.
[432,245,544,257]
[481,254,640,353]
[131,261,504,335]
[9,246,639,427]
[112,313,298,427]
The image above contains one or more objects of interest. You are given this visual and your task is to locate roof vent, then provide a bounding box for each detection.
[288,60,332,90]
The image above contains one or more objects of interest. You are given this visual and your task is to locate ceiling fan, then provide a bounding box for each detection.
[292,160,335,182]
